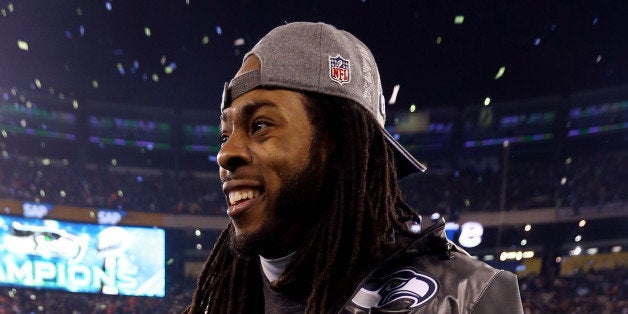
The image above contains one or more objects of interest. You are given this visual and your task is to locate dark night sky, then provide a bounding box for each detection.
[0,1,626,112]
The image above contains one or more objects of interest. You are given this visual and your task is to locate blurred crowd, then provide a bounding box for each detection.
[0,280,194,313]
[519,267,627,314]
[0,149,625,216]
[401,150,626,216]
[0,267,624,313]
[0,156,224,215]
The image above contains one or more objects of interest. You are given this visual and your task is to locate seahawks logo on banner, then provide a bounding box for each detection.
[351,268,438,309]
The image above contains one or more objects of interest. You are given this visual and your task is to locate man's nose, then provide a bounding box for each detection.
[217,132,251,171]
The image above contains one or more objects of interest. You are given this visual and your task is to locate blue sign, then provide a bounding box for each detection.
[0,215,165,297]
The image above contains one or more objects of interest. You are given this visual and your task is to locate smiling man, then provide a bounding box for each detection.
[219,86,330,258]
[185,22,523,313]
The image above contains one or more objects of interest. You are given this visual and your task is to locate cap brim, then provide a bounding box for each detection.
[382,128,427,178]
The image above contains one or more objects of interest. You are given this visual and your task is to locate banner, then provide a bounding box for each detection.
[0,215,165,297]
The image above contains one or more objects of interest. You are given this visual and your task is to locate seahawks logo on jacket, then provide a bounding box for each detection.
[350,268,438,309]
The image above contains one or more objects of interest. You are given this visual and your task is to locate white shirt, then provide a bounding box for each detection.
[259,252,295,283]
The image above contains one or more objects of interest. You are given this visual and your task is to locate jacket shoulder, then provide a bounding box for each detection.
[342,221,523,313]
[407,250,521,313]
[470,269,523,314]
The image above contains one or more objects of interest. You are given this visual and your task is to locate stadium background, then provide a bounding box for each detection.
[0,1,626,312]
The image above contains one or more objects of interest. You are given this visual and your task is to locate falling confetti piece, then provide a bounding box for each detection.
[17,40,29,51]
[495,66,506,79]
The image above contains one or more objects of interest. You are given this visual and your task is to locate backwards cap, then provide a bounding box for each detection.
[221,22,426,177]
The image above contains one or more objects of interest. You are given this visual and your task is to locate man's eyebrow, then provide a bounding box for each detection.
[220,101,277,123]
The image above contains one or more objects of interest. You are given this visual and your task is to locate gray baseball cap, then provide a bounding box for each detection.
[221,22,426,177]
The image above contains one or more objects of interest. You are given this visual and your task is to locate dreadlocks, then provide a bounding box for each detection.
[185,93,421,313]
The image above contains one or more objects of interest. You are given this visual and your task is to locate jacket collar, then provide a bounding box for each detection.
[405,218,470,259]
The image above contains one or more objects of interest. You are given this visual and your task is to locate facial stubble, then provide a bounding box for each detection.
[228,144,328,258]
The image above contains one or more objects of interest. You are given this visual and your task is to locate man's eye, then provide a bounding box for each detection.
[252,121,269,133]
[219,134,229,145]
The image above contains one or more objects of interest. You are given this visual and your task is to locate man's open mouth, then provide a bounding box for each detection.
[228,189,260,206]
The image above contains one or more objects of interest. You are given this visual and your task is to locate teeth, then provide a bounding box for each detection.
[228,189,258,205]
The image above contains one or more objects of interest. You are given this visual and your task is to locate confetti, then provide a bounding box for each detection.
[17,40,29,51]
[494,66,506,79]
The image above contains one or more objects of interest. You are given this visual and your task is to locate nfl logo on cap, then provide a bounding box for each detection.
[329,55,351,85]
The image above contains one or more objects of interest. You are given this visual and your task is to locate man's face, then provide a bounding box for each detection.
[218,86,329,258]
